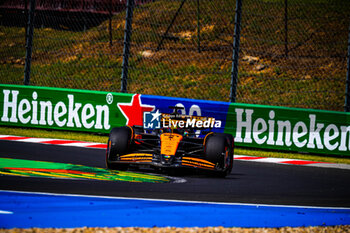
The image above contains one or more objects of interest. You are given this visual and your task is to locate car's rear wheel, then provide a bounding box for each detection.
[205,134,234,177]
[106,126,132,171]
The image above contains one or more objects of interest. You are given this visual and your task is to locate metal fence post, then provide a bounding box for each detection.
[24,0,28,43]
[345,21,350,112]
[229,0,242,102]
[121,0,135,93]
[109,0,113,47]
[197,0,200,53]
[23,0,36,85]
[284,0,288,58]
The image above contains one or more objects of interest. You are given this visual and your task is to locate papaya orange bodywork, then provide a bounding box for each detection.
[160,133,183,156]
[119,153,153,162]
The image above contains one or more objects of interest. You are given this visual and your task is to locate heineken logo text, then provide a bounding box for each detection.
[1,90,110,130]
[235,108,350,151]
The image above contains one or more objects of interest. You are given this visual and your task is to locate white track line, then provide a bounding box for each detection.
[2,189,350,209]
[0,210,13,214]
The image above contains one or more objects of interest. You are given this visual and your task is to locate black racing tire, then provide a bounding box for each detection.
[205,134,234,177]
[224,133,234,175]
[106,126,132,171]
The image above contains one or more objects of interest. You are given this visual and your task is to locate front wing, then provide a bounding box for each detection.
[108,153,216,171]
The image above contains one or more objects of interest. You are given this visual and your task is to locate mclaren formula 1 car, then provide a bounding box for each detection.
[106,107,234,177]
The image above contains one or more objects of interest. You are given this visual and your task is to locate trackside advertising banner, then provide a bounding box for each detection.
[1,84,350,156]
[224,104,350,157]
[0,85,132,133]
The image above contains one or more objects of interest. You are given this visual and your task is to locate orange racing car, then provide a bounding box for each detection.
[106,107,234,177]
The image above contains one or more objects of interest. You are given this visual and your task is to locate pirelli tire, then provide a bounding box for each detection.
[205,134,234,177]
[106,126,133,171]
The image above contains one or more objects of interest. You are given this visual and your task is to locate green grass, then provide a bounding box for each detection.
[31,56,122,91]
[0,0,349,110]
[1,126,350,165]
[0,64,24,84]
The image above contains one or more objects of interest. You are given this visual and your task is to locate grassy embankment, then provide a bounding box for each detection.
[0,0,349,109]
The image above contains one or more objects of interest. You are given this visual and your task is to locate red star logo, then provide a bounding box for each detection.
[117,94,155,126]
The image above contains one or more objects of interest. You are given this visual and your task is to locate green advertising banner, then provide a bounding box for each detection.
[224,103,350,156]
[1,84,350,156]
[0,84,133,134]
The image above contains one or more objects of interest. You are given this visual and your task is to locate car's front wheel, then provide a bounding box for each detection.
[106,126,132,171]
[204,134,234,177]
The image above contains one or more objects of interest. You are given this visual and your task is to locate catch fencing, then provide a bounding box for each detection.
[0,0,349,111]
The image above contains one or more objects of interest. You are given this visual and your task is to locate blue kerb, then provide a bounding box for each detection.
[0,191,349,228]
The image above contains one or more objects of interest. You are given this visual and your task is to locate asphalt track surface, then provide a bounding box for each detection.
[1,140,350,208]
